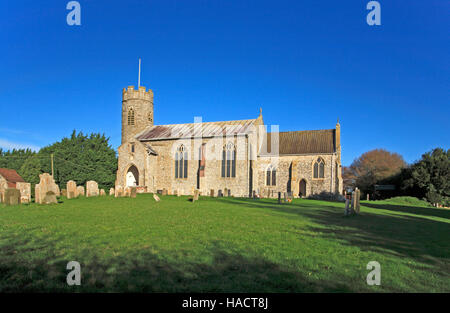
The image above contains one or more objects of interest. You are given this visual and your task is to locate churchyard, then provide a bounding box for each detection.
[0,194,448,292]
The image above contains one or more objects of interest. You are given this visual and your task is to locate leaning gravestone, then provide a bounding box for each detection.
[77,186,85,197]
[67,180,77,199]
[153,193,160,202]
[4,188,21,206]
[109,188,115,196]
[35,173,59,204]
[86,181,99,197]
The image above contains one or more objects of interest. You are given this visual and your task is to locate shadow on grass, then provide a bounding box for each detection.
[217,197,450,268]
[0,236,354,293]
[361,202,450,220]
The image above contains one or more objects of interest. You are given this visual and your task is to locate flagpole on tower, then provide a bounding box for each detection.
[138,58,141,88]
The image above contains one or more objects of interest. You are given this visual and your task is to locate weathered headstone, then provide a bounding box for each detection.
[153,193,160,202]
[130,187,137,198]
[43,191,57,204]
[16,182,31,204]
[366,193,370,201]
[35,173,59,204]
[4,188,21,206]
[210,189,214,197]
[77,186,85,197]
[278,192,281,204]
[124,187,131,197]
[61,189,67,197]
[67,180,77,199]
[162,188,167,196]
[86,181,99,197]
[354,188,361,213]
[344,199,351,216]
[193,189,199,201]
[109,188,115,196]
[100,189,106,196]
[115,185,123,198]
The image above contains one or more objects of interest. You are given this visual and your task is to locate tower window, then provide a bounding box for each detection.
[127,108,135,126]
[175,145,188,179]
[266,165,277,186]
[221,143,236,178]
[313,158,325,179]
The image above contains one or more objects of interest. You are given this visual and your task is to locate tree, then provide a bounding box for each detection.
[19,155,44,197]
[404,148,450,206]
[39,131,117,191]
[346,149,407,195]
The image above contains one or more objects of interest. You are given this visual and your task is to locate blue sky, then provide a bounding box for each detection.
[0,0,448,165]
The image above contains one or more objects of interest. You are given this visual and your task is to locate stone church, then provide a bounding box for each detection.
[116,85,343,198]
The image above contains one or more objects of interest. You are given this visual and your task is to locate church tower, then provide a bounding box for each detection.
[121,85,154,144]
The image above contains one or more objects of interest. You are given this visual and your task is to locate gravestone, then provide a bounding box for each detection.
[4,188,21,206]
[86,181,99,197]
[210,189,214,197]
[35,173,59,204]
[16,182,31,204]
[153,193,160,202]
[115,185,123,198]
[77,186,85,197]
[100,189,106,196]
[176,190,181,197]
[278,192,281,204]
[109,188,115,196]
[193,189,199,201]
[43,191,57,204]
[224,188,228,197]
[61,189,67,197]
[162,188,168,196]
[67,180,77,199]
[124,187,131,197]
[130,187,137,198]
[354,188,361,213]
[344,199,352,216]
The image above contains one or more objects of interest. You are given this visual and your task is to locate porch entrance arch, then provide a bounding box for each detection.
[126,165,139,187]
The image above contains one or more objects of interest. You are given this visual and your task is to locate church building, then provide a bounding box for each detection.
[116,85,343,198]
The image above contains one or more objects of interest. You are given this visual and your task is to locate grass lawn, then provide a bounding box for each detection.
[0,195,449,292]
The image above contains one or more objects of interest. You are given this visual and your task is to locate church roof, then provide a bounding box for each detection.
[261,129,336,155]
[0,168,25,188]
[136,119,258,141]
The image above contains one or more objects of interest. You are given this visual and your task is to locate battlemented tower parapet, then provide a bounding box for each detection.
[121,85,154,144]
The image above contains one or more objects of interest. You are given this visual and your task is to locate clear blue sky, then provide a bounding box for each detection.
[0,0,448,165]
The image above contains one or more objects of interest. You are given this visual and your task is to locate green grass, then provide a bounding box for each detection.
[0,195,449,292]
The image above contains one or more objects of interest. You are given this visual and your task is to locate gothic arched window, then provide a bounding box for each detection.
[127,108,135,126]
[313,157,325,179]
[266,165,276,186]
[221,142,236,178]
[175,145,188,179]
